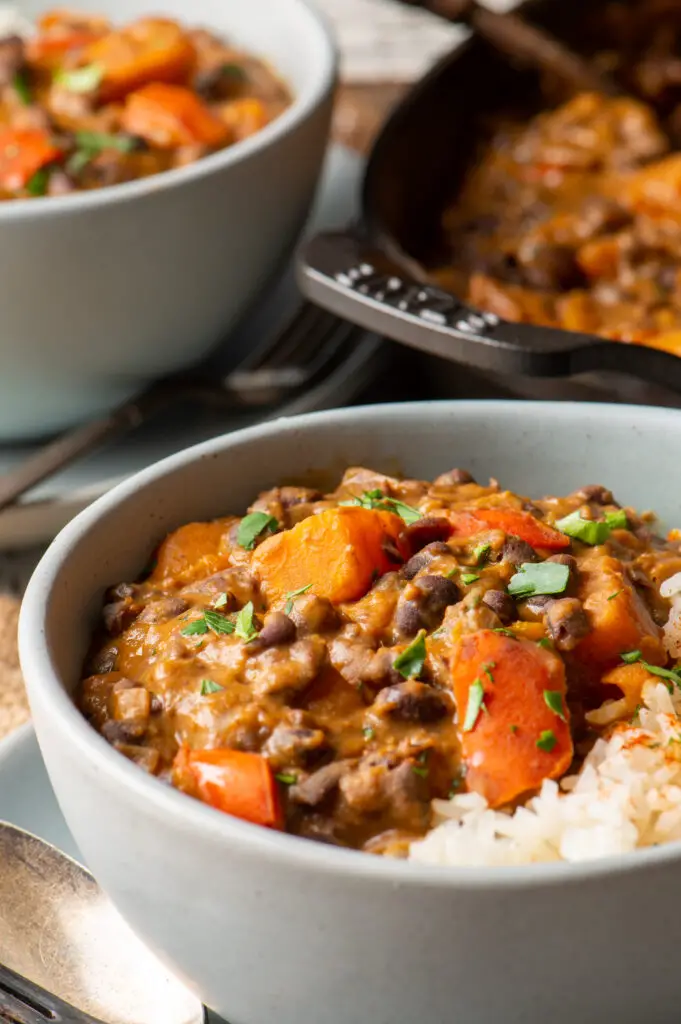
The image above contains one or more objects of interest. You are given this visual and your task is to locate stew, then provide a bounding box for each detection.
[431,0,681,356]
[0,8,290,199]
[80,466,681,858]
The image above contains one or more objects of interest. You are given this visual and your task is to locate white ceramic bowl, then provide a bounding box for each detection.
[0,0,336,440]
[19,402,681,1024]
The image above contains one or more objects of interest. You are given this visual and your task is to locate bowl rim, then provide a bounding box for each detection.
[0,0,338,221]
[20,399,681,889]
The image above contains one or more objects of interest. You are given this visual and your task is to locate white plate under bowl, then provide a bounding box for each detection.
[0,145,374,552]
[0,723,228,1023]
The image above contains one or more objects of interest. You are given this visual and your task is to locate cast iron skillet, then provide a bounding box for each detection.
[298,0,681,392]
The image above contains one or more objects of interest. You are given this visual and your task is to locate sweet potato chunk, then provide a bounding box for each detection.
[576,550,666,667]
[148,518,235,585]
[84,18,195,102]
[122,83,229,148]
[451,629,572,808]
[252,507,405,605]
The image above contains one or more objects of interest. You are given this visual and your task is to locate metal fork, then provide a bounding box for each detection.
[0,304,366,514]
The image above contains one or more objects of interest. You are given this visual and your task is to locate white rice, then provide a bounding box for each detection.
[0,5,33,39]
[409,679,681,867]
[661,570,681,657]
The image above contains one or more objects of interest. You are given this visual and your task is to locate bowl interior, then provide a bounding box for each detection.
[24,401,681,705]
[13,0,330,100]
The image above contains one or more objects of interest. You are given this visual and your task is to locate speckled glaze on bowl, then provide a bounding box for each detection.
[19,401,681,1024]
[0,0,336,440]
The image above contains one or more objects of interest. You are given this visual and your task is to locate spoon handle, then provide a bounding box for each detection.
[0,961,103,1024]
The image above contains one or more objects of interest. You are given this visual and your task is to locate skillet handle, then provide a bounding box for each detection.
[298,230,681,390]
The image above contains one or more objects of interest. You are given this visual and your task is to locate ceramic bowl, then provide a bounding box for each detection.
[0,0,336,440]
[19,401,681,1024]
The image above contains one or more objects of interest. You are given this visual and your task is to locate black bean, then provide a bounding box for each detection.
[102,719,145,744]
[523,594,555,616]
[395,600,424,637]
[414,574,460,607]
[572,485,616,506]
[87,647,118,674]
[547,553,578,572]
[520,244,586,291]
[401,542,453,580]
[502,536,538,565]
[382,536,404,565]
[289,761,353,807]
[399,517,452,557]
[372,680,449,723]
[105,582,138,602]
[137,597,189,624]
[434,468,475,486]
[482,589,516,623]
[102,601,138,636]
[290,594,340,634]
[257,612,297,648]
[545,598,591,652]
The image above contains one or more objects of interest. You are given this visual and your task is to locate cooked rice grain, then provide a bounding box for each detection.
[409,681,681,866]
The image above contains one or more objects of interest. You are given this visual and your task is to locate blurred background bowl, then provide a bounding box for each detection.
[0,0,336,441]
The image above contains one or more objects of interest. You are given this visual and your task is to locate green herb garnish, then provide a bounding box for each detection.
[543,689,567,723]
[26,166,51,197]
[463,679,486,732]
[482,661,496,684]
[275,773,297,785]
[235,601,259,642]
[213,592,229,609]
[510,724,519,734]
[607,590,622,601]
[461,573,480,585]
[621,650,681,692]
[237,511,278,550]
[181,618,209,636]
[556,510,612,546]
[537,637,554,650]
[222,62,247,80]
[74,130,137,152]
[493,627,517,638]
[412,750,430,778]
[12,70,32,105]
[536,729,557,752]
[508,561,570,598]
[284,583,313,615]
[363,726,375,741]
[200,678,223,695]
[55,63,103,93]
[393,630,427,679]
[605,509,628,531]
[341,489,421,525]
[473,542,491,566]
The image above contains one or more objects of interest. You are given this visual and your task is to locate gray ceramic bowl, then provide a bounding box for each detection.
[0,0,336,440]
[19,402,681,1024]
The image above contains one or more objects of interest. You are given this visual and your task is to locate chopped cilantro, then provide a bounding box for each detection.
[237,511,278,550]
[222,62,247,80]
[621,650,642,664]
[341,489,422,525]
[537,637,554,650]
[461,573,480,585]
[508,561,569,598]
[74,129,138,152]
[536,729,557,752]
[204,609,236,635]
[510,724,519,734]
[543,689,567,722]
[55,63,103,93]
[363,726,375,741]
[605,509,628,531]
[181,618,209,637]
[482,661,496,684]
[26,166,51,197]
[462,678,486,733]
[493,627,517,638]
[235,601,259,642]
[473,542,491,566]
[200,679,223,695]
[607,590,622,601]
[213,592,229,609]
[555,510,616,546]
[412,750,430,779]
[284,583,313,615]
[12,70,31,105]
[393,630,427,679]
[275,773,297,785]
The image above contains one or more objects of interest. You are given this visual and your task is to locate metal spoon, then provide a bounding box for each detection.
[0,821,206,1024]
